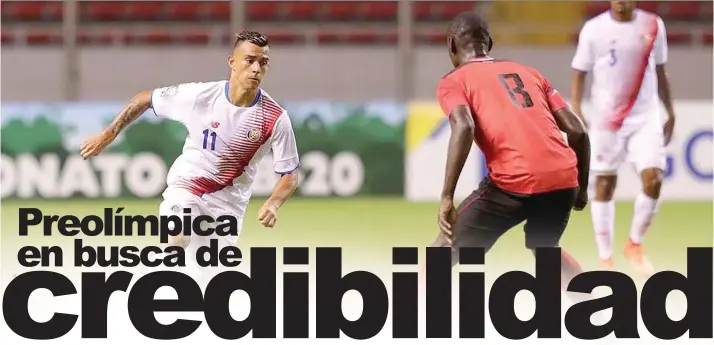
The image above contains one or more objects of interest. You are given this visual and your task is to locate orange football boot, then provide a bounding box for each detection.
[599,258,615,271]
[623,239,654,278]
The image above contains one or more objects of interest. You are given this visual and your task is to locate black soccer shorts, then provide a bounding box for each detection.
[430,177,578,264]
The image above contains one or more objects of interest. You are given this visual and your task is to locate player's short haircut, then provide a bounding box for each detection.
[233,30,269,49]
[447,11,492,51]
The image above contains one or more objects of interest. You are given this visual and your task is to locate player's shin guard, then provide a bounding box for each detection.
[590,200,615,260]
[629,192,660,244]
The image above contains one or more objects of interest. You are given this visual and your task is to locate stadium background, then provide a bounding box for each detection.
[0,0,711,283]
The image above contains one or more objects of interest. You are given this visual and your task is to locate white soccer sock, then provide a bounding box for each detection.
[591,200,615,259]
[629,192,660,244]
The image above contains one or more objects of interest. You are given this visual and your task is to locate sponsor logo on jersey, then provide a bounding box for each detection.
[247,128,262,142]
[643,34,653,45]
[170,205,181,213]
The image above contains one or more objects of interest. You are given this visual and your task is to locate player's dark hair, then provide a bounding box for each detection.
[233,30,269,49]
[447,11,493,55]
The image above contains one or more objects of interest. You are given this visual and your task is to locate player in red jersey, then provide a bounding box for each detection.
[428,12,592,294]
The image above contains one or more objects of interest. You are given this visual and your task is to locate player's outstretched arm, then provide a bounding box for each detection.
[80,90,152,159]
[105,90,153,137]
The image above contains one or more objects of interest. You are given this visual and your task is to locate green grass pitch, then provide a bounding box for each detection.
[1,198,711,277]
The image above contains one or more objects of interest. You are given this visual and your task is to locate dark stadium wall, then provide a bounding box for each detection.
[1,47,711,102]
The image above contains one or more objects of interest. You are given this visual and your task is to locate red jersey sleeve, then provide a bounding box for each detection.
[436,76,469,116]
[543,78,568,112]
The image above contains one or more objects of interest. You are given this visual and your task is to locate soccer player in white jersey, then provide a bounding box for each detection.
[79,31,300,280]
[570,1,676,276]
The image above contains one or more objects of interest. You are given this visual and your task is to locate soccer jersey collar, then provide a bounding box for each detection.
[224,81,262,108]
[468,56,495,63]
[609,8,638,22]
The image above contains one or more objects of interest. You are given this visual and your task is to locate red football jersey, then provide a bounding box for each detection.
[437,57,579,195]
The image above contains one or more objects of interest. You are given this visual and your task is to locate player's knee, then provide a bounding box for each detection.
[167,235,191,249]
[594,175,617,200]
[526,241,557,253]
[641,168,663,198]
[430,233,451,248]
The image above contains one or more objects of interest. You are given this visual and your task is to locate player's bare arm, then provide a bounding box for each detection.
[259,108,301,228]
[258,170,299,228]
[570,70,587,120]
[570,18,593,122]
[656,65,676,145]
[80,90,152,159]
[553,107,591,210]
[438,106,475,237]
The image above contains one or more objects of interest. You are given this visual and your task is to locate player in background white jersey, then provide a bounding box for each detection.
[80,31,300,281]
[570,1,676,277]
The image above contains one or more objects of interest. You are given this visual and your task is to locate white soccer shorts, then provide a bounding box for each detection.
[590,119,667,175]
[158,189,242,278]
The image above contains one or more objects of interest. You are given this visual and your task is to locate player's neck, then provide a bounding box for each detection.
[227,82,259,107]
[460,51,490,65]
[610,10,635,22]
[470,54,491,61]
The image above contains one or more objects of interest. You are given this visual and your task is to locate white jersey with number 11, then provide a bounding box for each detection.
[150,81,300,216]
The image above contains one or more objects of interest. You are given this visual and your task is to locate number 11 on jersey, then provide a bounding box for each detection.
[202,129,217,150]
